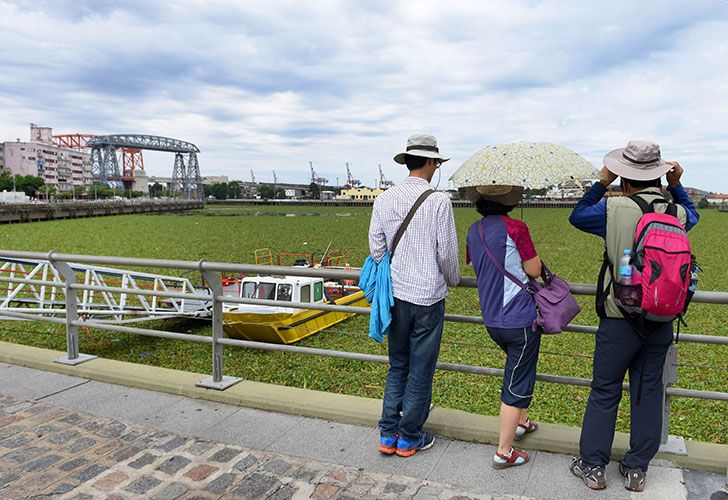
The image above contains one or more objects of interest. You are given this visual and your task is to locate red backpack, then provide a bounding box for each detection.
[598,195,696,337]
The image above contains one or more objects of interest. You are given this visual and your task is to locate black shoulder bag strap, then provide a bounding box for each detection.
[629,194,652,214]
[595,249,610,319]
[390,189,435,257]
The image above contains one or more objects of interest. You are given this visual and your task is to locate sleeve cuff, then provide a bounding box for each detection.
[591,182,608,196]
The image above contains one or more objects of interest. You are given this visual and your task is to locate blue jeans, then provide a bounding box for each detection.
[579,318,673,471]
[379,298,445,442]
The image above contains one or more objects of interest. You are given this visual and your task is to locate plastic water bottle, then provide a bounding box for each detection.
[619,249,632,285]
[689,263,699,292]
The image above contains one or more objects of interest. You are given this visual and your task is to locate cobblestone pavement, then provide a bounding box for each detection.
[0,395,528,500]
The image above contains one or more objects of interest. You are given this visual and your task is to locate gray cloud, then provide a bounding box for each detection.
[0,0,727,190]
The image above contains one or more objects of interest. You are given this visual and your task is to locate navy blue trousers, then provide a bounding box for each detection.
[487,326,541,409]
[379,298,445,442]
[579,318,673,471]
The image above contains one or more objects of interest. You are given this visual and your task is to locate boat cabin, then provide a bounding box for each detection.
[238,276,325,304]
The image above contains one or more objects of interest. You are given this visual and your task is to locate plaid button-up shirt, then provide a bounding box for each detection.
[368,177,460,306]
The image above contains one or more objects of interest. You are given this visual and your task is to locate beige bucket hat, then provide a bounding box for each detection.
[394,133,450,165]
[603,140,672,181]
[467,185,524,206]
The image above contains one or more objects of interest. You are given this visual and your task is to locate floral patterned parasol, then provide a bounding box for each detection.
[450,142,599,189]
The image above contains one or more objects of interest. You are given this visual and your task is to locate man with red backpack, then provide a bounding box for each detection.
[568,141,699,493]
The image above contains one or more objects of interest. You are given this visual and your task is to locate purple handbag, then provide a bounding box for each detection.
[477,220,580,334]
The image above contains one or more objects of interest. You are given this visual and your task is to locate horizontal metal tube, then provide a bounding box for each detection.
[218,295,371,314]
[0,276,64,288]
[3,284,727,345]
[71,319,213,344]
[674,333,728,345]
[0,251,725,303]
[218,338,727,400]
[666,387,728,401]
[443,313,485,325]
[0,309,67,325]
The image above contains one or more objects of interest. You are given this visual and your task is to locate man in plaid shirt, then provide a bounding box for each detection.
[369,134,460,457]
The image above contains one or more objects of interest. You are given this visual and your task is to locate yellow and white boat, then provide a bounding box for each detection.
[222,275,367,344]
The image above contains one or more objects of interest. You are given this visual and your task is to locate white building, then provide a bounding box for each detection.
[0,124,93,192]
[706,193,728,204]
[546,180,590,199]
[0,191,30,203]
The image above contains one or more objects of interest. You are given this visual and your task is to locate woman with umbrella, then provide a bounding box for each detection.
[465,184,542,469]
[453,142,597,469]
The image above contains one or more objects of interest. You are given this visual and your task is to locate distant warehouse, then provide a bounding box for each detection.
[338,186,384,201]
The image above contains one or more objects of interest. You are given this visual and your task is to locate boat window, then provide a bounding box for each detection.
[314,282,323,301]
[241,282,257,298]
[300,284,311,302]
[277,284,292,302]
[257,282,276,300]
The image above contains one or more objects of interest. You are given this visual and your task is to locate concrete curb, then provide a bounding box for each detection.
[1,340,726,474]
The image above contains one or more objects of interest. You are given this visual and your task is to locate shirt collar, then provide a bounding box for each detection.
[635,187,662,195]
[404,176,431,186]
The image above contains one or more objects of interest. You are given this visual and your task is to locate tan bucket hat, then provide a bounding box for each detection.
[467,185,524,206]
[603,140,672,181]
[394,133,450,165]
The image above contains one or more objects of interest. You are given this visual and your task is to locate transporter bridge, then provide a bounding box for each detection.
[52,133,145,184]
[86,134,202,199]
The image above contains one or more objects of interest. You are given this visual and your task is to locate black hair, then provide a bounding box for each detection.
[621,177,661,190]
[475,197,516,217]
[405,154,428,171]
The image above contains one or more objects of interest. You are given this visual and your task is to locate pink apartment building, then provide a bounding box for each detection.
[0,123,93,192]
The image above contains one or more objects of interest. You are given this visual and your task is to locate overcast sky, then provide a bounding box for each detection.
[1,0,727,191]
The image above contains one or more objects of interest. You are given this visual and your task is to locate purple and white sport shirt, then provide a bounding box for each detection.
[466,215,538,329]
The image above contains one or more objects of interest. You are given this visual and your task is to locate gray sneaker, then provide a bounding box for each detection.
[570,458,607,490]
[619,463,646,492]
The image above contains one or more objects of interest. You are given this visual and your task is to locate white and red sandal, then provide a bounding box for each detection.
[514,419,538,441]
[492,447,530,469]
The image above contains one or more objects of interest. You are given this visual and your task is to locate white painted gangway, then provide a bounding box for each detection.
[0,257,211,323]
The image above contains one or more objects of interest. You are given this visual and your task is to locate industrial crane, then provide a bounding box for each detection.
[345,162,361,188]
[309,161,328,185]
[378,164,394,189]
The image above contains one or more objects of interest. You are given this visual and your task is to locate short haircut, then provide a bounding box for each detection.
[621,177,661,190]
[475,197,516,217]
[405,154,428,171]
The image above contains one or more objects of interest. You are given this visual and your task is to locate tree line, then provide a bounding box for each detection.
[203,181,334,200]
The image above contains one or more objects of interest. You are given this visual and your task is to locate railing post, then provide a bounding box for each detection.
[196,265,241,390]
[49,252,96,365]
[658,343,686,455]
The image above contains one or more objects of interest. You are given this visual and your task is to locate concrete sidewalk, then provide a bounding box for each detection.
[1,362,725,499]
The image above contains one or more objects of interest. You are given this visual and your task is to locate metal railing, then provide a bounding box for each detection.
[0,249,726,452]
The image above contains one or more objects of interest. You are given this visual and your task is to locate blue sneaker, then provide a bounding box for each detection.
[395,431,435,457]
[378,434,398,455]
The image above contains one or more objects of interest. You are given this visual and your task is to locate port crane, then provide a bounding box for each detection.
[309,162,328,185]
[378,164,394,189]
[344,163,361,188]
